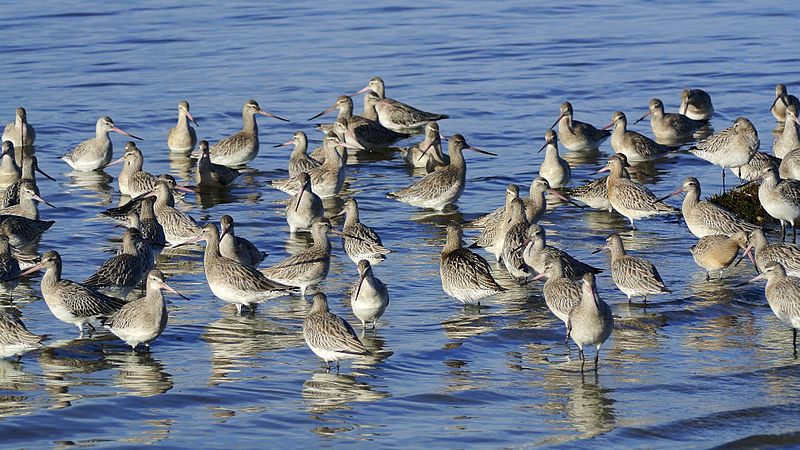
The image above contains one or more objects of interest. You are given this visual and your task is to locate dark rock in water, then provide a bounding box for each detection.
[709,182,770,226]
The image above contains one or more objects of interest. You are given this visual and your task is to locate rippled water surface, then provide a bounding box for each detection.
[2,1,800,448]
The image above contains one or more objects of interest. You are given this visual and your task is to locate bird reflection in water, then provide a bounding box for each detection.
[202,313,305,386]
[64,170,114,207]
[0,359,38,419]
[302,371,388,416]
[37,338,115,409]
[105,350,173,397]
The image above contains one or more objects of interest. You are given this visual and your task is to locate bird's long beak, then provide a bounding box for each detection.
[417,140,436,161]
[680,103,688,115]
[734,272,765,287]
[273,138,294,148]
[308,104,338,121]
[591,246,607,255]
[537,142,547,153]
[602,121,614,130]
[174,184,195,194]
[106,155,126,167]
[32,193,55,208]
[112,127,143,141]
[549,112,566,130]
[258,109,289,122]
[20,261,44,277]
[467,145,497,156]
[548,188,584,208]
[354,272,366,300]
[162,281,191,301]
[36,166,56,181]
[336,139,365,151]
[185,110,199,127]
[531,271,547,282]
[596,165,610,173]
[295,184,306,212]
[513,238,531,253]
[353,85,373,96]
[656,186,685,203]
[633,111,652,125]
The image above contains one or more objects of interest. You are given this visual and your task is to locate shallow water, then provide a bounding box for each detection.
[1,1,800,448]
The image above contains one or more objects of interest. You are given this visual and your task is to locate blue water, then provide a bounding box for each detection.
[1,1,800,448]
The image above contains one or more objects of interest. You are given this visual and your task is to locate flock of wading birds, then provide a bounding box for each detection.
[1,78,800,373]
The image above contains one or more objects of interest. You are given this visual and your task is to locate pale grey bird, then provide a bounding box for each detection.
[350,260,389,330]
[60,116,142,172]
[167,100,199,153]
[739,262,800,353]
[567,273,614,372]
[219,215,267,267]
[549,101,610,151]
[208,99,289,167]
[340,197,391,265]
[689,117,760,191]
[679,88,714,121]
[594,233,670,303]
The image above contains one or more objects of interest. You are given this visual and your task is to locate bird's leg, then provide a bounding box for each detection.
[794,328,797,353]
[594,346,600,372]
[782,222,787,242]
[372,320,377,330]
[794,225,797,244]
[738,166,743,184]
[721,168,726,193]
[579,349,586,373]
[336,361,340,373]
[325,362,331,373]
[706,271,710,282]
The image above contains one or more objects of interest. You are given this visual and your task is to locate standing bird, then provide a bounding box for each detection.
[195,140,240,190]
[758,166,800,243]
[471,194,524,262]
[602,155,679,229]
[308,95,408,150]
[107,142,160,197]
[690,232,750,281]
[771,84,800,123]
[689,117,760,190]
[208,99,289,167]
[275,131,321,177]
[679,89,714,120]
[0,180,55,220]
[2,107,35,157]
[131,197,166,258]
[219,215,267,268]
[20,251,126,337]
[401,121,448,172]
[167,100,199,153]
[743,229,800,277]
[262,219,334,296]
[286,172,324,233]
[303,292,369,372]
[440,223,506,306]
[567,273,614,372]
[83,228,152,298]
[501,199,531,281]
[350,260,389,330]
[3,155,55,208]
[605,111,673,162]
[564,154,633,211]
[0,141,20,187]
[595,233,670,303]
[145,181,202,246]
[60,116,142,172]
[549,101,610,151]
[734,151,780,182]
[0,234,20,297]
[0,311,44,359]
[658,177,758,238]
[102,269,190,350]
[773,104,800,159]
[532,258,582,346]
[521,224,602,280]
[538,130,571,188]
[388,134,496,210]
[340,197,390,265]
[634,98,707,142]
[194,224,295,314]
[353,76,449,134]
[271,135,355,198]
[740,262,800,353]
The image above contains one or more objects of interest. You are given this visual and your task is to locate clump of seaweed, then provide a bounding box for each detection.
[708,181,770,226]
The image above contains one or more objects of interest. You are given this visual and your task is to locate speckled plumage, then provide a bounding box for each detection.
[341,198,390,265]
[195,140,240,189]
[567,273,613,372]
[551,101,610,151]
[608,111,673,162]
[83,228,152,298]
[220,215,266,268]
[303,293,369,371]
[208,100,288,167]
[522,224,602,281]
[599,233,670,302]
[604,156,679,229]
[0,311,43,358]
[356,76,448,134]
[262,219,333,296]
[663,177,757,238]
[440,223,506,305]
